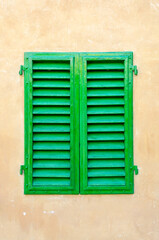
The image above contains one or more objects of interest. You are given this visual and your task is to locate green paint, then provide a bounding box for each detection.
[23,53,79,194]
[20,52,138,195]
[79,52,136,194]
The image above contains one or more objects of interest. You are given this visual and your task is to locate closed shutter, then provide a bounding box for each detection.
[80,53,134,194]
[24,53,79,194]
[21,52,137,195]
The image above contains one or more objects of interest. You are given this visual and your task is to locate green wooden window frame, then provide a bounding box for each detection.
[20,52,138,194]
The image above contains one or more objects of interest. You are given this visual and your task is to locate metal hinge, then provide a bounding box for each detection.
[130,65,138,75]
[20,165,28,175]
[131,165,139,175]
[19,65,28,75]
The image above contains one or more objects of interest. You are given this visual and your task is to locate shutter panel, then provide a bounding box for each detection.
[24,53,79,194]
[80,53,134,194]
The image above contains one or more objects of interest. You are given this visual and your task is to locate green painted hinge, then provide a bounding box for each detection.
[130,65,138,75]
[20,165,27,175]
[132,165,139,175]
[19,65,27,75]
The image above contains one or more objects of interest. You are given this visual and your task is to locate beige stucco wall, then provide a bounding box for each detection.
[0,0,159,239]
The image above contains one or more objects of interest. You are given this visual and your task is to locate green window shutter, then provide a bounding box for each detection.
[21,52,138,195]
[23,53,79,194]
[80,52,135,194]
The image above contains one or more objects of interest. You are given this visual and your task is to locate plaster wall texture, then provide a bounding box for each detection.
[0,0,159,240]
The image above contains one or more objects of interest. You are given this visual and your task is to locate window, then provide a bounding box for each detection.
[20,52,138,194]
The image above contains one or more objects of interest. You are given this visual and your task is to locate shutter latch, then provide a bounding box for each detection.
[130,65,138,75]
[20,165,25,175]
[19,65,27,75]
[132,165,139,175]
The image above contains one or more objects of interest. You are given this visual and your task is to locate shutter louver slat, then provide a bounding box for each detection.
[33,115,70,124]
[33,178,70,186]
[87,106,124,114]
[33,106,70,114]
[33,61,70,70]
[87,124,124,132]
[87,80,124,88]
[87,71,124,79]
[88,159,125,168]
[88,168,125,177]
[33,169,70,178]
[33,70,70,79]
[33,124,70,132]
[33,97,70,106]
[33,133,70,141]
[33,80,70,88]
[33,88,70,96]
[33,150,70,159]
[87,88,124,96]
[33,160,70,168]
[87,97,124,105]
[88,178,125,186]
[33,142,70,150]
[88,115,125,123]
[88,141,124,150]
[88,133,124,141]
[87,61,124,70]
